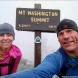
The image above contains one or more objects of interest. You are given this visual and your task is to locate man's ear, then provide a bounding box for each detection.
[57,37,60,42]
[58,39,59,42]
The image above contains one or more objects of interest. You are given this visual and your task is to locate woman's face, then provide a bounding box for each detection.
[0,33,14,51]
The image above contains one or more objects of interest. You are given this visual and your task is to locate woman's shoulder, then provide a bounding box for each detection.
[9,44,22,58]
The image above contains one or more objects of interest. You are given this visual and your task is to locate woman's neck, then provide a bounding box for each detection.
[2,47,11,52]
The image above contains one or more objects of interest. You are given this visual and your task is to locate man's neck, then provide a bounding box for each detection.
[66,50,78,57]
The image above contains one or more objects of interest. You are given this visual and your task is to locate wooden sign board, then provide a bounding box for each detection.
[16,8,60,32]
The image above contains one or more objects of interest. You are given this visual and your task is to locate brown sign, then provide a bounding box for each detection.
[16,8,60,32]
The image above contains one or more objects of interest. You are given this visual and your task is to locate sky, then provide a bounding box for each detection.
[0,0,78,64]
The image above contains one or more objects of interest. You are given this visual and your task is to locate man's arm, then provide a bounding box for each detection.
[0,53,61,78]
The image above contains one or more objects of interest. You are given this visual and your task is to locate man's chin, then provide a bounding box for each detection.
[63,47,74,52]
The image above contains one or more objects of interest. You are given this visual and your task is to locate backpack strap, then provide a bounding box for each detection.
[0,57,16,75]
[8,57,16,74]
[59,47,68,77]
[0,62,12,76]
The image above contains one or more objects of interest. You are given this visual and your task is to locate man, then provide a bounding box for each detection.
[1,19,78,78]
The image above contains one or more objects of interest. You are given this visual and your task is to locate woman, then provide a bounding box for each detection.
[0,23,22,76]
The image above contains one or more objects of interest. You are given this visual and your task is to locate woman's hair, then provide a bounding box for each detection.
[0,46,5,60]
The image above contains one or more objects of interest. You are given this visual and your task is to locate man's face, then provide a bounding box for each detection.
[57,29,78,52]
[0,33,14,51]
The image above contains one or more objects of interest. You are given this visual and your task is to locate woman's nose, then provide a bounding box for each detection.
[3,35,8,39]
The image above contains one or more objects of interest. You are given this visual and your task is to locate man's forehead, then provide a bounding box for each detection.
[58,29,75,33]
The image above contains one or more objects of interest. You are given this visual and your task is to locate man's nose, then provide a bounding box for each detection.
[63,33,69,39]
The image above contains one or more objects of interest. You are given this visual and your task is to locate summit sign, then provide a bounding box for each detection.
[16,8,60,32]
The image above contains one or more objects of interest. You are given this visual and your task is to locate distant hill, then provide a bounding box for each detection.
[17,58,34,71]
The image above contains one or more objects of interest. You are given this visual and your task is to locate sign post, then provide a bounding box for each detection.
[16,4,60,67]
[34,4,41,67]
